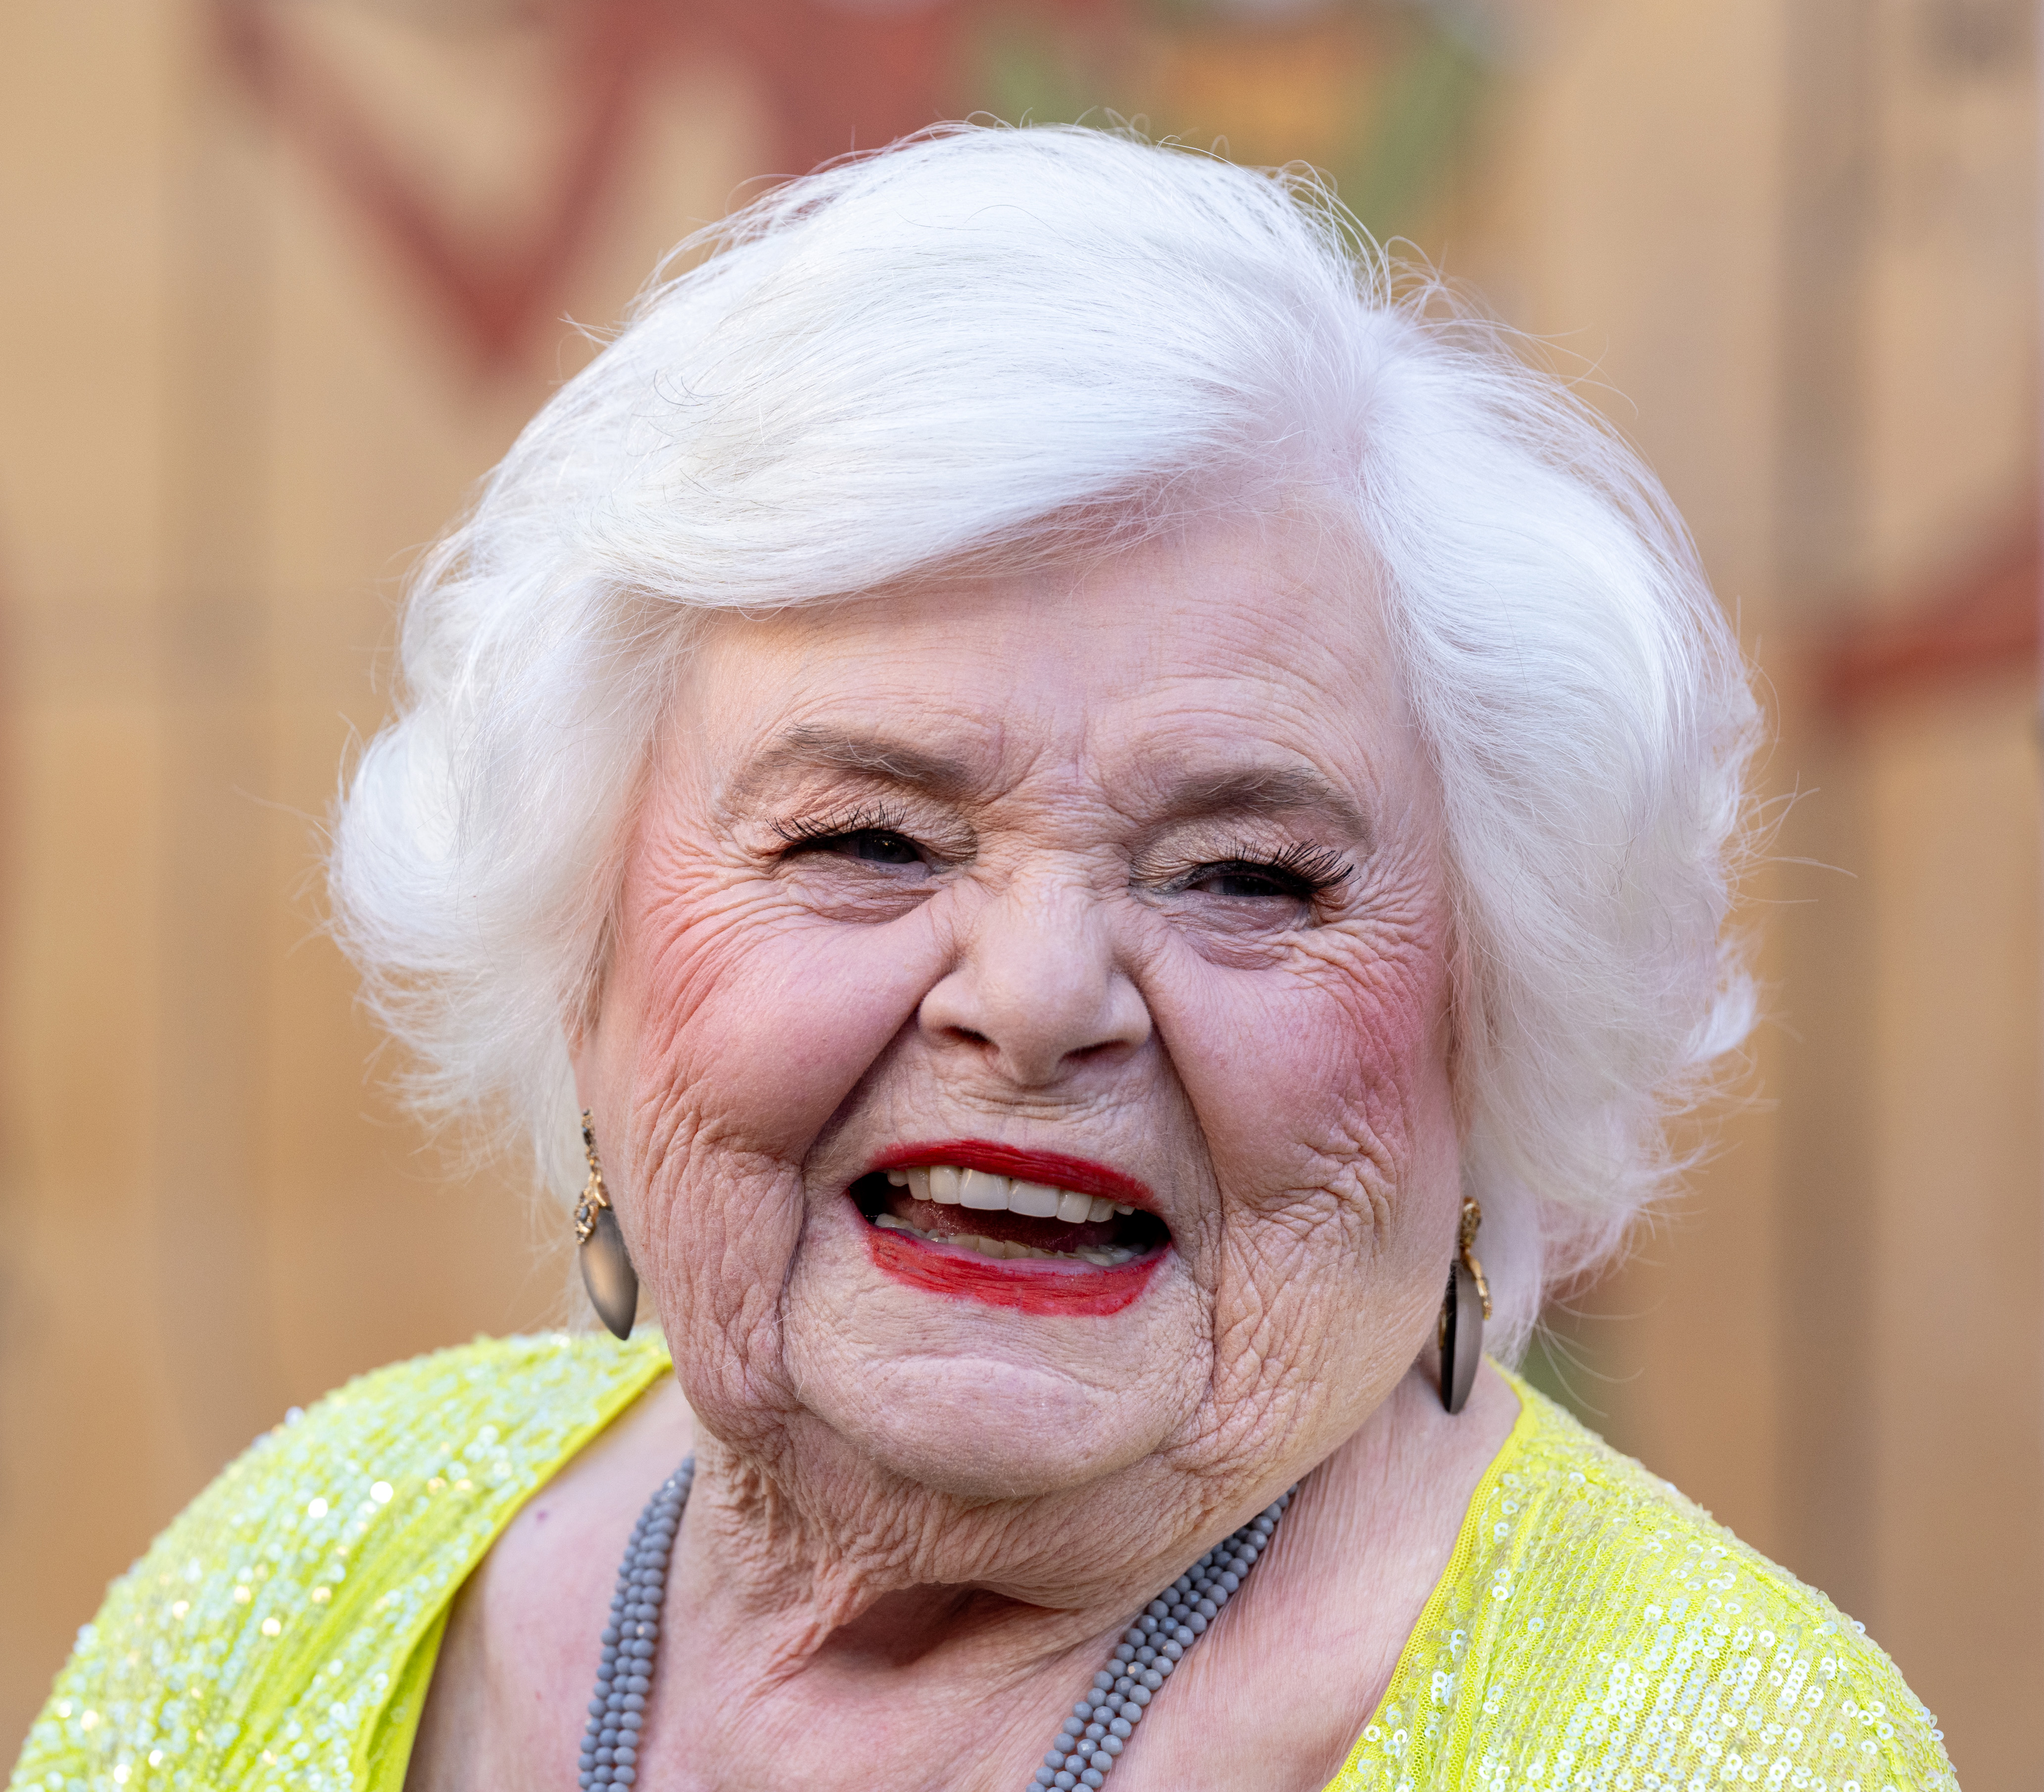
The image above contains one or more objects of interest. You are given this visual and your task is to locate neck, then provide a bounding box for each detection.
[638,1360,1515,1791]
[662,1412,1232,1681]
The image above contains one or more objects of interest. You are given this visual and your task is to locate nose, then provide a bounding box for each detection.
[918,872,1152,1087]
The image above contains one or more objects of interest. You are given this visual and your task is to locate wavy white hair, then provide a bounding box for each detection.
[331,124,1759,1359]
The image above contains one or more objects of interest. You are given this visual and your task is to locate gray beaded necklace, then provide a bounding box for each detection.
[578,1457,1295,1792]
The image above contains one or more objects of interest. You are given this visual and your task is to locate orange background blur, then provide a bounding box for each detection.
[1,0,2038,1782]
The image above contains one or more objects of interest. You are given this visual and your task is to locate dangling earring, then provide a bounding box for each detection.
[1437,1195,1493,1414]
[575,1111,639,1340]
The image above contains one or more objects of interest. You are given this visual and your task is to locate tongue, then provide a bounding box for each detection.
[883,1193,1125,1253]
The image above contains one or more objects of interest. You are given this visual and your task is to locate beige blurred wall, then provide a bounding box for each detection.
[0,0,774,1735]
[1,0,2038,1782]
[1482,9,2044,1787]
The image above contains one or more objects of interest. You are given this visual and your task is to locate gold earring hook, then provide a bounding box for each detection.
[1458,1195,1493,1321]
[574,1109,613,1245]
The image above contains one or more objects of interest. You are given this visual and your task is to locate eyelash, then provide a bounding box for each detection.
[1175,841,1355,898]
[773,802,921,851]
[773,810,1352,901]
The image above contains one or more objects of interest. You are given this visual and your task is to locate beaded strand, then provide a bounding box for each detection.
[1028,1490,1293,1791]
[576,1457,1293,1792]
[577,1457,693,1790]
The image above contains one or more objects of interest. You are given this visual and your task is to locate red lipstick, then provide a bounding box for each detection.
[865,1227,1161,1315]
[870,1141,1156,1211]
[861,1139,1165,1314]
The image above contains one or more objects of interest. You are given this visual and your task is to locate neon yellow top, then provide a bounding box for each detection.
[10,1334,1957,1792]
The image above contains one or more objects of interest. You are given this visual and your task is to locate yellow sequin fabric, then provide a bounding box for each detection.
[11,1342,1955,1792]
[1329,1383,1957,1792]
[9,1333,672,1792]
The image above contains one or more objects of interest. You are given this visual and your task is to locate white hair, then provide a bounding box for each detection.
[331,123,1759,1360]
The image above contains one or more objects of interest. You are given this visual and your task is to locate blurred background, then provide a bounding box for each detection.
[0,0,2038,1779]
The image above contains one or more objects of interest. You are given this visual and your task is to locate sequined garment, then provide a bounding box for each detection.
[11,1337,1956,1792]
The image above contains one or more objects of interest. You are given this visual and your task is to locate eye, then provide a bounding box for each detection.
[1188,862,1318,900]
[815,828,922,865]
[1169,843,1353,907]
[773,805,936,873]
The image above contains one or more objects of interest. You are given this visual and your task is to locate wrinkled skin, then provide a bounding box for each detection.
[408,513,1518,1792]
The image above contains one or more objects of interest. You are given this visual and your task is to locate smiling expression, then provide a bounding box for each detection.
[576,510,1463,1526]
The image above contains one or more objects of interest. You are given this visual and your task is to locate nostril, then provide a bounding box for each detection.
[1070,1036,1132,1063]
[917,928,1150,1075]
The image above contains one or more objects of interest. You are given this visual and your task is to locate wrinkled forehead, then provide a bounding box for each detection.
[653,510,1422,830]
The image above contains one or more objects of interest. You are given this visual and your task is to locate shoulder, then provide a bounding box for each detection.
[1337,1374,1959,1792]
[9,1332,671,1792]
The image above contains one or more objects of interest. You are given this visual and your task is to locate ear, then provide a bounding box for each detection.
[1440,895,1478,1136]
[567,1026,594,1115]
[565,906,619,1060]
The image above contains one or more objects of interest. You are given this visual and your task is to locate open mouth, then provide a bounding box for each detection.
[850,1145,1170,1312]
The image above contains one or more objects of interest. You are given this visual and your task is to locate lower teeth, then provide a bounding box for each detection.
[870,1212,1137,1266]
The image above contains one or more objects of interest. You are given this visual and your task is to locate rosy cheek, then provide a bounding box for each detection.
[1176,931,1452,1216]
[612,870,947,1163]
[1338,949,1453,1107]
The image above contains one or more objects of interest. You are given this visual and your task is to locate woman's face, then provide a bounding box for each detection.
[579,512,1462,1539]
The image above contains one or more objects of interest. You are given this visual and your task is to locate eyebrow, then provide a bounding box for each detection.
[727,727,1371,850]
[725,724,980,806]
[1150,765,1373,850]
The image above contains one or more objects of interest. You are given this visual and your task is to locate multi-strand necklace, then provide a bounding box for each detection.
[576,1457,1295,1791]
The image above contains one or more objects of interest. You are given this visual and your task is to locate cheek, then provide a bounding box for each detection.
[592,841,949,1351]
[1314,927,1458,1201]
[1152,898,1458,1380]
[606,858,941,1164]
[1175,922,1454,1226]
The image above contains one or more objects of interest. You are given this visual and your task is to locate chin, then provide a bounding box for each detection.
[789,1349,1185,1503]
[777,1217,1193,1512]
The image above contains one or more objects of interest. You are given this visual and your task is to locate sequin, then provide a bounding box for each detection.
[8,1333,669,1792]
[8,1340,1956,1792]
[1327,1386,1957,1792]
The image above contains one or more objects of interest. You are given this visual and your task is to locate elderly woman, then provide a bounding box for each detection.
[14,127,1952,1792]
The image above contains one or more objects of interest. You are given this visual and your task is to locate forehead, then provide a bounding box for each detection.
[670,511,1414,800]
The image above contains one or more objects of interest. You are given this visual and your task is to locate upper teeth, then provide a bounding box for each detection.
[884,1166,1134,1224]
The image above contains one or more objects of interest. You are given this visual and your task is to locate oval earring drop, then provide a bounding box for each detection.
[1438,1195,1493,1414]
[576,1111,639,1340]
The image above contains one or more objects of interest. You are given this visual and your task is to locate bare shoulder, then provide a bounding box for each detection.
[406,1376,694,1792]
